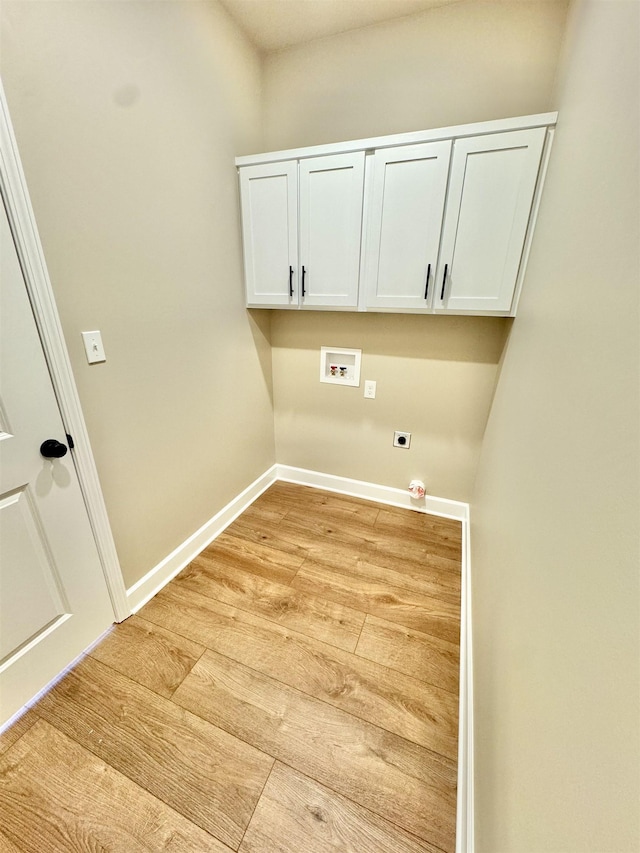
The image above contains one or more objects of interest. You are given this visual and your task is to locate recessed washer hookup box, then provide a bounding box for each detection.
[320,347,362,387]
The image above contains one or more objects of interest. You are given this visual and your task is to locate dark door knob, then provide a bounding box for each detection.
[40,439,68,459]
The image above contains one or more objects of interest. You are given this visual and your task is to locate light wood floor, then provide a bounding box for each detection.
[0,482,461,853]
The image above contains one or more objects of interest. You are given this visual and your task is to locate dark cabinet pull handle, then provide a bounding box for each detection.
[289,266,294,297]
[424,263,431,300]
[301,266,306,297]
[440,263,448,300]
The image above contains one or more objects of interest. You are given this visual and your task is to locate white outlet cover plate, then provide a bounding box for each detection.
[364,380,376,399]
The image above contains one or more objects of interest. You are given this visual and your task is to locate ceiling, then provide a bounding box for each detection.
[219,0,467,53]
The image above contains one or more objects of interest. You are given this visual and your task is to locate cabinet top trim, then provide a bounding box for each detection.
[235,112,558,168]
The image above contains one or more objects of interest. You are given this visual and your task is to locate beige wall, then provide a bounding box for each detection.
[263,0,568,151]
[271,312,509,500]
[471,1,640,849]
[0,1,275,588]
[266,0,568,502]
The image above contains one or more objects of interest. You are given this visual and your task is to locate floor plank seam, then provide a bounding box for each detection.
[167,640,456,764]
[140,581,459,699]
[94,609,461,768]
[236,756,277,851]
[0,712,39,758]
[87,633,457,776]
[189,554,460,639]
[353,646,460,699]
[4,715,240,852]
[246,756,453,853]
[33,681,262,849]
[287,553,309,587]
[136,582,459,724]
[136,578,460,740]
[168,576,367,654]
[353,608,367,651]
[167,645,209,702]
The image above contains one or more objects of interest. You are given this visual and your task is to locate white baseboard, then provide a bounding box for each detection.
[126,465,278,613]
[456,511,474,853]
[275,464,469,522]
[124,463,474,852]
[126,464,469,614]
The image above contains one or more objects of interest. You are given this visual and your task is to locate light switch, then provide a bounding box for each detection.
[81,330,106,364]
[364,380,376,399]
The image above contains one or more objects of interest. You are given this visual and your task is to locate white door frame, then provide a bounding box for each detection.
[0,79,129,622]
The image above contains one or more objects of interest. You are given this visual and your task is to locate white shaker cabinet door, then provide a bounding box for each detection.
[436,127,546,314]
[239,161,298,307]
[364,141,452,311]
[299,152,365,308]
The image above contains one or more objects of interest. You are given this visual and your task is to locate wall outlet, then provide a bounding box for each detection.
[364,380,376,399]
[393,431,411,449]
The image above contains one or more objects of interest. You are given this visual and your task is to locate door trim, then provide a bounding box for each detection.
[0,79,129,621]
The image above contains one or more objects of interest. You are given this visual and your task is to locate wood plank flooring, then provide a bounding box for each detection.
[0,482,462,853]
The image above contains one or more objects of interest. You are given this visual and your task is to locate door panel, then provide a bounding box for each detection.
[239,161,298,307]
[299,153,365,308]
[0,192,114,726]
[437,127,546,313]
[0,488,66,661]
[364,141,452,310]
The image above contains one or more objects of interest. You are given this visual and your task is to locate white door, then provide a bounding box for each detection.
[239,161,299,308]
[0,191,114,727]
[364,141,452,311]
[436,127,546,314]
[299,153,365,308]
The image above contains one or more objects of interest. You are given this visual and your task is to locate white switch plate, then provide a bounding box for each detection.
[81,330,106,364]
[364,380,376,399]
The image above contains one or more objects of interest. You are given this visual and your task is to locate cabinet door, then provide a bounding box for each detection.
[436,127,546,314]
[239,161,298,307]
[364,141,452,311]
[299,153,365,308]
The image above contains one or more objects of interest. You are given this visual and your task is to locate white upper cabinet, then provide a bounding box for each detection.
[235,114,556,315]
[240,161,298,307]
[363,141,452,310]
[299,153,365,308]
[435,127,546,314]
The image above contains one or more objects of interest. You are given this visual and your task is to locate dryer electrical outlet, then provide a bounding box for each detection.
[393,431,411,449]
